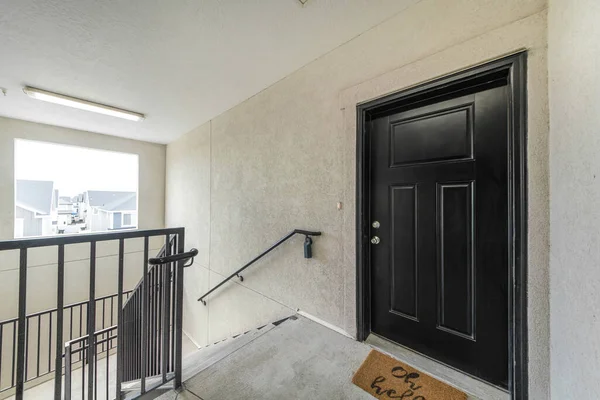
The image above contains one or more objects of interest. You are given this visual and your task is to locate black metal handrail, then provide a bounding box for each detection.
[197,229,321,305]
[148,248,198,266]
[0,228,183,250]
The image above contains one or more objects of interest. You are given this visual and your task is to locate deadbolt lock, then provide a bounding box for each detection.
[372,221,380,229]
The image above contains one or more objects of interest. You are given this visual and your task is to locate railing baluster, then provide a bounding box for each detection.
[174,231,185,388]
[168,260,173,373]
[156,249,160,378]
[127,296,131,382]
[136,291,140,380]
[127,294,130,383]
[156,263,161,377]
[11,321,16,388]
[81,342,85,400]
[47,312,52,374]
[87,241,96,400]
[64,343,72,400]
[137,291,141,379]
[0,322,3,389]
[101,298,106,352]
[69,305,73,343]
[55,244,64,399]
[116,238,124,399]
[36,314,41,377]
[123,296,131,382]
[24,318,29,382]
[132,295,135,379]
[161,235,170,383]
[94,339,98,400]
[151,265,156,376]
[79,304,83,343]
[141,236,148,394]
[105,334,109,400]
[129,301,132,381]
[15,248,27,400]
[170,236,174,372]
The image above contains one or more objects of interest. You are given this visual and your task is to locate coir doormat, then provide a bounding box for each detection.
[352,350,467,400]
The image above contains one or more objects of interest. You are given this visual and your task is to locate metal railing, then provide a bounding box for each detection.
[64,326,118,400]
[120,240,197,396]
[0,227,188,400]
[0,291,131,393]
[198,229,321,305]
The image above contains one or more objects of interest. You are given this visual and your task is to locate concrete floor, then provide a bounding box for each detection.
[4,354,117,400]
[156,315,508,400]
[157,316,375,400]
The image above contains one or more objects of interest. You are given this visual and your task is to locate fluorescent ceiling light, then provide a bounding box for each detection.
[23,87,145,122]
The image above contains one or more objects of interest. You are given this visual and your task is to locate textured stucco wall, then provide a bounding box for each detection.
[166,0,550,397]
[548,0,600,398]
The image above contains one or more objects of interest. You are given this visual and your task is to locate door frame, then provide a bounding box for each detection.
[355,52,528,399]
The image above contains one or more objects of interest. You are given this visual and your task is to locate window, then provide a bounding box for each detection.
[123,213,132,226]
[14,139,139,238]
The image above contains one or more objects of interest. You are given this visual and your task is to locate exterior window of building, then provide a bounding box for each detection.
[14,139,139,238]
[123,213,132,226]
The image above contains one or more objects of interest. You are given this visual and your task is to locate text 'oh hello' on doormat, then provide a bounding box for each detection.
[352,350,467,400]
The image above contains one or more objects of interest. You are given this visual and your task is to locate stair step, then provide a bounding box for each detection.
[123,317,290,398]
[180,321,281,382]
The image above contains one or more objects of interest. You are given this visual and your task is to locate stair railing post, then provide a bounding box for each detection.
[54,245,65,399]
[174,230,185,389]
[87,242,96,400]
[15,248,27,400]
[116,239,124,399]
[140,236,149,394]
[64,342,72,400]
[161,235,170,384]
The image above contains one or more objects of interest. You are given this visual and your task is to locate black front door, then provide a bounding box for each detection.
[369,80,510,388]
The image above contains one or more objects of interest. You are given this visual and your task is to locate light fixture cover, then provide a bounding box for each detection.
[22,87,145,122]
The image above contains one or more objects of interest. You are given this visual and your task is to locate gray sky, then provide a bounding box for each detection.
[15,139,138,197]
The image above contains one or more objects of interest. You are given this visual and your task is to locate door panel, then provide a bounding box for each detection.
[369,83,509,388]
[389,184,418,320]
[437,181,475,340]
[389,103,474,166]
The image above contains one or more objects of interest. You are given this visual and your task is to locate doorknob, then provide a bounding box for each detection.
[371,236,380,245]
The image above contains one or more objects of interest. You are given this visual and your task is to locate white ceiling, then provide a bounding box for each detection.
[0,0,418,144]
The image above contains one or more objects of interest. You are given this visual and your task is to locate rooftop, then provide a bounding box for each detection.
[87,190,137,212]
[15,179,54,215]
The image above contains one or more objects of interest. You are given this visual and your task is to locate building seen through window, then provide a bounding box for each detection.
[14,139,139,238]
